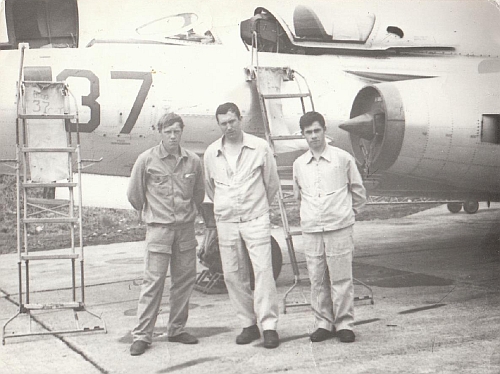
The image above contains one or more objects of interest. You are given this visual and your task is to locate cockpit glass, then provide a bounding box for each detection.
[136,13,215,43]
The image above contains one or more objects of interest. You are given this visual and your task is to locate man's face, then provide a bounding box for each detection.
[160,122,183,153]
[302,121,326,152]
[216,111,243,141]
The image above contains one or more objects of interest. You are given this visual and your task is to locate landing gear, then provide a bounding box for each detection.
[463,200,479,214]
[196,233,283,292]
[195,202,283,294]
[447,202,462,213]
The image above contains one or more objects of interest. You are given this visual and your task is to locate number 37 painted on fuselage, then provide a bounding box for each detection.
[56,69,152,134]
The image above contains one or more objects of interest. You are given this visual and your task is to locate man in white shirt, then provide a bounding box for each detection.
[293,111,366,343]
[204,102,280,349]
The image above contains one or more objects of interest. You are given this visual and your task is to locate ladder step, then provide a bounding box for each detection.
[27,198,70,206]
[24,302,81,310]
[21,254,79,260]
[19,114,75,120]
[23,182,77,188]
[270,135,305,141]
[21,147,76,153]
[278,174,293,182]
[278,166,293,172]
[261,93,311,100]
[22,217,79,224]
[289,230,303,236]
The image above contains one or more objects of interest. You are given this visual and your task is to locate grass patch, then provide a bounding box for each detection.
[0,175,439,254]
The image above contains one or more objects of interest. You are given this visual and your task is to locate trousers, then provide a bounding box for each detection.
[216,214,279,331]
[132,225,197,343]
[303,225,355,331]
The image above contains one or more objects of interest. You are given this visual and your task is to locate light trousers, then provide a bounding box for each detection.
[216,214,279,331]
[303,225,355,332]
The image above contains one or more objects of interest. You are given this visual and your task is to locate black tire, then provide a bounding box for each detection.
[463,200,479,214]
[447,202,462,213]
[204,235,283,289]
[249,236,283,290]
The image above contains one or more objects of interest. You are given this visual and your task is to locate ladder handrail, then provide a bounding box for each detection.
[2,64,106,344]
[16,44,28,120]
[255,71,313,271]
[251,31,259,69]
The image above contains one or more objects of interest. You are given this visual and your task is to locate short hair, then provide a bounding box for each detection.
[215,102,241,122]
[299,111,326,132]
[157,112,184,132]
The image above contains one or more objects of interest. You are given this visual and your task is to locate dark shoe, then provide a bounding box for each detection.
[263,330,280,349]
[130,340,149,356]
[337,329,355,343]
[310,328,335,342]
[236,325,260,345]
[168,332,199,344]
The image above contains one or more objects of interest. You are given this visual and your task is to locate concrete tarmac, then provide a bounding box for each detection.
[1,204,500,374]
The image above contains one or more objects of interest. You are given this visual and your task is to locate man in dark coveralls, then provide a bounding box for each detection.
[127,112,205,356]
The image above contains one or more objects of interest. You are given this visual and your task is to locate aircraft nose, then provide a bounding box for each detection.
[339,112,384,141]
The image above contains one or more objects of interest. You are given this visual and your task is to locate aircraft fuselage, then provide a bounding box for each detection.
[1,0,500,202]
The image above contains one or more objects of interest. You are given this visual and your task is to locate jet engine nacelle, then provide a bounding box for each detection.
[340,72,500,197]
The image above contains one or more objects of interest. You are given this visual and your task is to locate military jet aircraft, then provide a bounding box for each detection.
[1,0,500,214]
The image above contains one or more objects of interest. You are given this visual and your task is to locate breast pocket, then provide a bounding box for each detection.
[147,171,172,196]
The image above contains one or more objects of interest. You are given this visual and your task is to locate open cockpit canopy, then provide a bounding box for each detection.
[240,1,498,55]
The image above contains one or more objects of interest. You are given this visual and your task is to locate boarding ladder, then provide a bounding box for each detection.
[1,45,106,344]
[248,32,373,313]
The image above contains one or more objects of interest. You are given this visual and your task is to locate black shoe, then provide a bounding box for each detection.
[168,332,199,344]
[236,325,260,344]
[337,329,355,343]
[310,328,335,342]
[263,330,280,349]
[130,340,149,356]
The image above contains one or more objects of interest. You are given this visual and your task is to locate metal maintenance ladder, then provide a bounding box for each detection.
[247,63,312,313]
[1,45,106,344]
[248,32,373,313]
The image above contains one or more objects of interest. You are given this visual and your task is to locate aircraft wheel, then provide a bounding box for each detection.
[200,233,283,289]
[447,202,462,213]
[250,236,283,290]
[463,200,479,214]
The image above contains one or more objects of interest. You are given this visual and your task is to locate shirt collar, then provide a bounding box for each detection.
[158,141,187,159]
[215,132,256,156]
[306,145,331,164]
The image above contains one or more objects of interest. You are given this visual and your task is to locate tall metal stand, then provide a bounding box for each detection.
[2,45,106,345]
